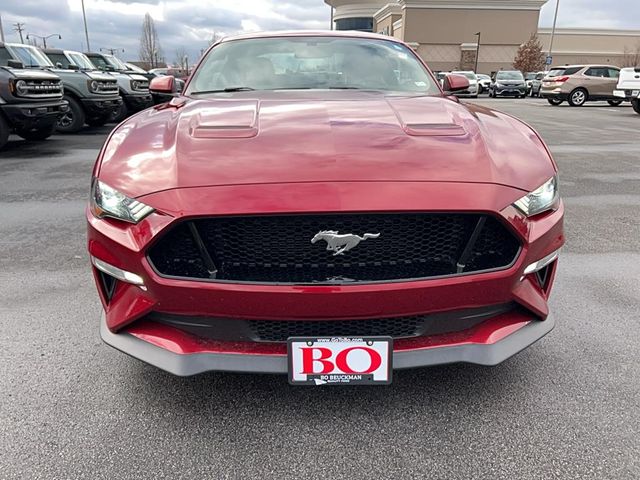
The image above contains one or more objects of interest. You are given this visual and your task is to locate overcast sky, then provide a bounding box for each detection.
[1,0,639,66]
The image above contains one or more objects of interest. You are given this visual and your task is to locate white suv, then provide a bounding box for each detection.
[614,67,640,114]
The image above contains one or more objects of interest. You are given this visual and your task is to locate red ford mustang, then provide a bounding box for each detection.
[87,31,564,383]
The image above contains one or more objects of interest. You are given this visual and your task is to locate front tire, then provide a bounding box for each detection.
[607,99,623,107]
[568,88,588,107]
[110,100,129,123]
[632,98,640,114]
[56,95,86,133]
[16,123,56,141]
[547,98,563,106]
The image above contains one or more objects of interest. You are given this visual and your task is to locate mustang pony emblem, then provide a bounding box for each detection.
[311,230,381,256]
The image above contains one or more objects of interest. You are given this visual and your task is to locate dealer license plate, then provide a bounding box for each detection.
[288,337,392,385]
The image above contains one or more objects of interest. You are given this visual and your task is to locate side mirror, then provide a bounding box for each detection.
[442,74,469,93]
[150,75,176,94]
[7,59,24,69]
[68,64,80,71]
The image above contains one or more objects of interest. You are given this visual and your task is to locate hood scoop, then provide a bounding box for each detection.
[189,100,259,139]
[385,96,467,137]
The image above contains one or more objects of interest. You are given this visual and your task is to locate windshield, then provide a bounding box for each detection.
[6,44,53,68]
[496,71,524,81]
[126,63,147,73]
[108,55,128,71]
[188,36,439,95]
[68,52,96,70]
[524,73,537,80]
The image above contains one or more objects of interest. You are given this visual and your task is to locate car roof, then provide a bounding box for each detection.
[218,29,405,44]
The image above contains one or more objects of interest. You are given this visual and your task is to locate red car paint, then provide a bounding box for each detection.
[88,31,564,376]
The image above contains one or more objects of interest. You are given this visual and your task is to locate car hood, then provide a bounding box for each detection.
[98,92,555,198]
[84,70,116,81]
[7,68,60,81]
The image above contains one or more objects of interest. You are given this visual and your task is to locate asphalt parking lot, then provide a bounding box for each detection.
[1,97,639,479]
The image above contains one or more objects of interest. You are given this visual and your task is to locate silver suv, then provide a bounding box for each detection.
[1,42,121,132]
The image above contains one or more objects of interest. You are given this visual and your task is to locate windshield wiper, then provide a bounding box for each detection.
[191,87,256,94]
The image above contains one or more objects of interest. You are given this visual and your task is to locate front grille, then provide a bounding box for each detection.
[17,79,63,98]
[147,304,513,343]
[147,213,521,284]
[95,81,118,94]
[249,317,421,341]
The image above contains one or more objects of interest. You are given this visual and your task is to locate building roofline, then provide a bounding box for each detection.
[374,3,403,23]
[400,0,547,10]
[537,27,640,37]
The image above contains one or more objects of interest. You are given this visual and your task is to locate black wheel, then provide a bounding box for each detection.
[86,117,109,127]
[110,99,129,123]
[56,95,86,133]
[632,99,640,114]
[489,90,494,98]
[0,114,9,150]
[16,123,56,141]
[607,99,623,107]
[547,98,563,106]
[568,88,588,107]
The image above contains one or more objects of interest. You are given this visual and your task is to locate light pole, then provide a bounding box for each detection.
[26,33,61,48]
[474,32,481,73]
[81,0,91,51]
[547,0,560,67]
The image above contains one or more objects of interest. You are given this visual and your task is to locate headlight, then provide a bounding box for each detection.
[89,80,99,92]
[90,179,154,223]
[513,176,559,217]
[130,80,147,90]
[14,79,28,96]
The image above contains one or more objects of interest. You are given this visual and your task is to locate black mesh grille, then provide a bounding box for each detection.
[248,317,421,341]
[147,304,514,343]
[147,213,520,284]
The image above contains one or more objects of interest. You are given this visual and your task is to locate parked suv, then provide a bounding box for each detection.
[42,48,122,128]
[85,52,152,122]
[489,71,527,98]
[613,67,640,114]
[540,65,623,107]
[0,63,67,149]
[1,42,121,133]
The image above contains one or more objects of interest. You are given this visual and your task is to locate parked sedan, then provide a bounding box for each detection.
[489,70,527,98]
[89,31,563,381]
[540,65,623,107]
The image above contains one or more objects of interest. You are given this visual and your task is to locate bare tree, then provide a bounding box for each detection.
[174,47,188,71]
[513,34,546,73]
[139,13,162,69]
[621,44,640,68]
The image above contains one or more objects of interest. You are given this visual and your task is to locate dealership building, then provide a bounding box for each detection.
[325,0,640,73]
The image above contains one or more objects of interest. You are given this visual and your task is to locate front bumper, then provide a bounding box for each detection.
[122,92,153,112]
[101,311,555,376]
[81,96,123,118]
[88,181,564,375]
[494,87,526,96]
[0,99,68,130]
